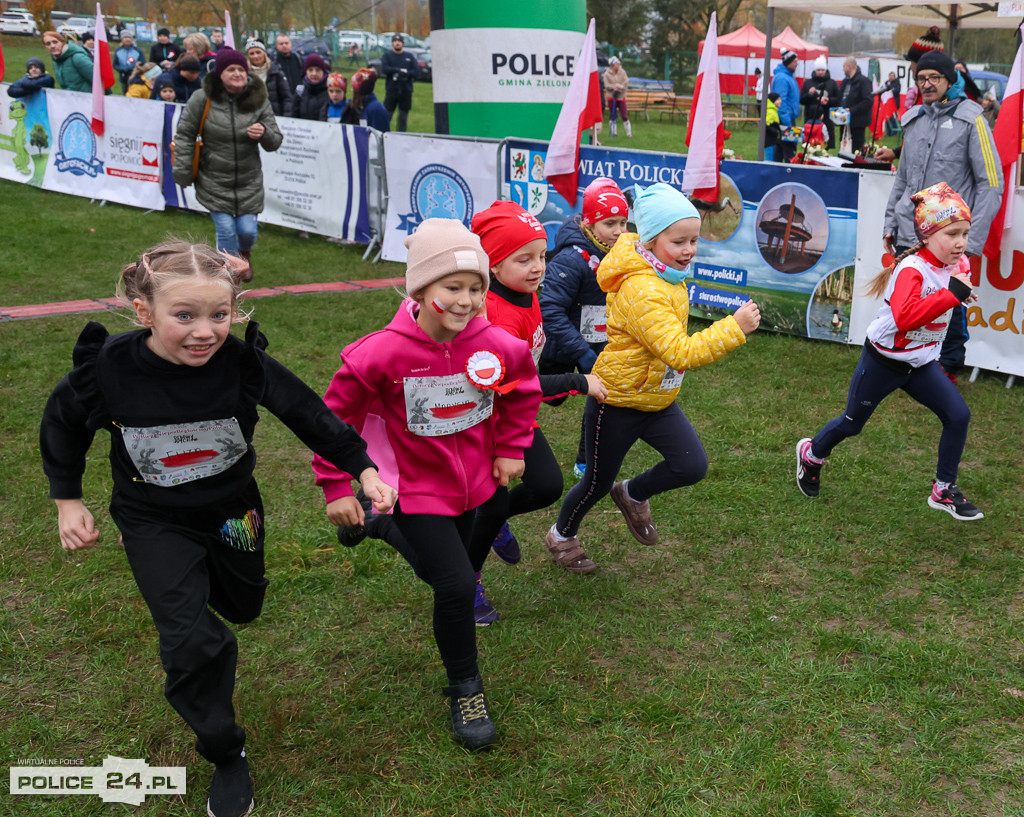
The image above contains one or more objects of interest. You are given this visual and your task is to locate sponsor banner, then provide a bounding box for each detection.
[381,133,499,263]
[260,118,371,242]
[42,91,164,210]
[505,139,861,342]
[0,84,51,187]
[432,28,586,105]
[964,192,1024,376]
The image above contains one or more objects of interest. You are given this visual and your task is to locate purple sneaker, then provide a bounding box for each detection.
[490,522,521,565]
[474,573,500,626]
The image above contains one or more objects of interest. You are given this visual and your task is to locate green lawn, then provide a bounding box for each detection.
[2,37,1022,817]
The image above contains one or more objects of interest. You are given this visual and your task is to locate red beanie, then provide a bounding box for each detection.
[581,177,628,225]
[470,201,546,267]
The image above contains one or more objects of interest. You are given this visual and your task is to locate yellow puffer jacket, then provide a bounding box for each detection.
[592,233,747,411]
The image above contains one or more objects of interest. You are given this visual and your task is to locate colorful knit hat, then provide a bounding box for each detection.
[581,178,628,225]
[906,26,945,63]
[470,201,546,267]
[404,219,490,298]
[326,72,347,90]
[911,182,971,240]
[633,183,700,243]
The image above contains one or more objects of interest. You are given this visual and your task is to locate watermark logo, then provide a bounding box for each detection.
[10,756,185,805]
[398,163,473,233]
[54,113,104,177]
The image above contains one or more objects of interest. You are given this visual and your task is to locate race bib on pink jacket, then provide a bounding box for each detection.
[404,374,493,437]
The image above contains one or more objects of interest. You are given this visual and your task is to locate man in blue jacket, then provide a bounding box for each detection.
[380,34,419,132]
[113,33,144,94]
[772,50,801,162]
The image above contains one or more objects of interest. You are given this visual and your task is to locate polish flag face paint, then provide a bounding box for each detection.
[431,297,447,313]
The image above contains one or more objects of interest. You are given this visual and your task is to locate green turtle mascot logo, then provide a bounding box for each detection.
[1,100,33,176]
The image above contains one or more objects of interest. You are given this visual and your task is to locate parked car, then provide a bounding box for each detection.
[369,47,432,82]
[293,36,333,70]
[971,70,1008,100]
[59,16,95,39]
[0,10,39,35]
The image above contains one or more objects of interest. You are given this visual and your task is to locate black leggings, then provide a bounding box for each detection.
[555,399,708,538]
[471,427,564,557]
[391,490,506,683]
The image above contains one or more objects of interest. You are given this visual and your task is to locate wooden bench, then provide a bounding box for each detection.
[625,89,691,122]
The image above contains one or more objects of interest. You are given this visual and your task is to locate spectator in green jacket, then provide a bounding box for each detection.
[42,31,93,93]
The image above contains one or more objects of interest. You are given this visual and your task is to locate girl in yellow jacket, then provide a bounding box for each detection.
[544,183,760,572]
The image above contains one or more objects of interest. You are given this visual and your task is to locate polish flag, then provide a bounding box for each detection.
[224,10,237,50]
[683,12,723,202]
[0,38,6,82]
[90,3,116,136]
[872,81,897,135]
[543,18,603,206]
[983,22,1024,261]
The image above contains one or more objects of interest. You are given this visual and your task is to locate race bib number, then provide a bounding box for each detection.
[120,418,247,487]
[905,310,951,344]
[660,366,684,390]
[404,373,493,437]
[579,304,607,343]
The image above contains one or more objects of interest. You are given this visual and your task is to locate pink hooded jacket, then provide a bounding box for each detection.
[312,300,541,516]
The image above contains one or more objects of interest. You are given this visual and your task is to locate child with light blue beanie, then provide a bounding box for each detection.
[544,183,761,572]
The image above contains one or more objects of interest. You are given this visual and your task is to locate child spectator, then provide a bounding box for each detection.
[113,33,144,93]
[796,182,982,520]
[539,177,629,479]
[325,73,348,122]
[313,219,541,748]
[292,54,330,120]
[7,57,55,99]
[546,183,760,571]
[124,62,158,99]
[340,68,389,131]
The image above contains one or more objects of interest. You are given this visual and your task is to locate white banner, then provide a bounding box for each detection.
[42,91,165,210]
[432,28,585,105]
[260,117,371,242]
[381,133,499,263]
[0,85,52,186]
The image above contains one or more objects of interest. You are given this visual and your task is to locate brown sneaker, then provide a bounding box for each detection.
[610,481,658,545]
[544,529,597,573]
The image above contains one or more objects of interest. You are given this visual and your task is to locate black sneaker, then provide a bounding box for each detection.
[928,482,984,521]
[207,754,254,817]
[336,490,375,547]
[796,437,822,498]
[442,675,497,749]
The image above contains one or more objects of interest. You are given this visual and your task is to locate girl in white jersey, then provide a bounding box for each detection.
[795,182,983,521]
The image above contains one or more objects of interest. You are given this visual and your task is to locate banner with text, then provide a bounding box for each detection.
[381,133,500,263]
[504,139,861,343]
[42,92,165,210]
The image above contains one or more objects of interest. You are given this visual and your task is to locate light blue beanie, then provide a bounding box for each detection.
[633,183,700,243]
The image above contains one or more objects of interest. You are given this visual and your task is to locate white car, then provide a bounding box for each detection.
[59,16,95,39]
[0,10,39,35]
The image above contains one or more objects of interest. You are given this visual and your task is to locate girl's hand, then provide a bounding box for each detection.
[359,468,398,513]
[247,122,265,140]
[583,374,608,403]
[326,496,365,526]
[493,456,524,487]
[950,272,977,303]
[56,499,99,551]
[734,300,761,335]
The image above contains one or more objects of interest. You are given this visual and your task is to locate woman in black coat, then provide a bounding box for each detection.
[291,54,330,121]
[245,38,292,117]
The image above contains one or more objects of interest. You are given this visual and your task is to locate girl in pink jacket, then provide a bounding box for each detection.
[312,218,541,750]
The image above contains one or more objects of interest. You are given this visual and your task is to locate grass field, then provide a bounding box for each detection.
[2,37,1022,817]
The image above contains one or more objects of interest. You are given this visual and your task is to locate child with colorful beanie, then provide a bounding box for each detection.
[546,183,760,571]
[313,218,541,748]
[467,201,607,603]
[796,182,982,520]
[539,177,630,478]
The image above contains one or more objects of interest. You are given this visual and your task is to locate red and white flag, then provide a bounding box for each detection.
[0,37,6,82]
[683,12,723,202]
[872,80,897,134]
[543,18,603,206]
[224,10,236,51]
[983,22,1024,261]
[90,3,115,136]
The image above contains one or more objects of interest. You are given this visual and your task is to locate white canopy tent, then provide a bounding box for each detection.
[756,0,1024,157]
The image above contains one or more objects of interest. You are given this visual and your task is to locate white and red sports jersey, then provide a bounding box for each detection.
[865,248,967,369]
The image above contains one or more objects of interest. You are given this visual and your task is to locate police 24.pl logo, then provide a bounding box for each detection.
[397,163,474,233]
[54,112,103,177]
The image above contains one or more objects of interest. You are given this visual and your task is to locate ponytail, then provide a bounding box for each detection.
[862,241,925,299]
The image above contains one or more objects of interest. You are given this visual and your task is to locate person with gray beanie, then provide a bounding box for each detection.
[312,218,542,751]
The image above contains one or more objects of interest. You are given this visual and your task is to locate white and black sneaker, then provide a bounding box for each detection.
[207,753,254,817]
[796,438,822,498]
[928,481,984,521]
